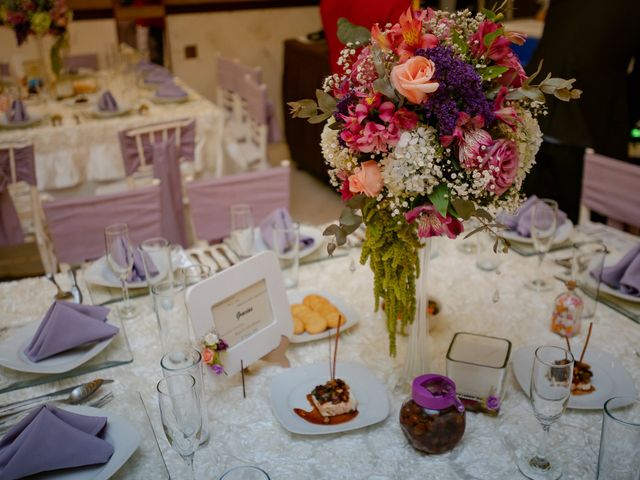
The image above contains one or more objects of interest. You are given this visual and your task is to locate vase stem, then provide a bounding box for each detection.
[401,239,431,388]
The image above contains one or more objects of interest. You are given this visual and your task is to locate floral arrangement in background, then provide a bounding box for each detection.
[0,0,72,77]
[201,331,228,375]
[290,5,580,355]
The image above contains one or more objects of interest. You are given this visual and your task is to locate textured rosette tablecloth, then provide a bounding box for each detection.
[0,229,638,479]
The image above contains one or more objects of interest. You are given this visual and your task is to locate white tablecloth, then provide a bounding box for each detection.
[0,79,225,191]
[0,227,639,479]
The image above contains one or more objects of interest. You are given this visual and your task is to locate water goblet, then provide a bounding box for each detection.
[527,199,559,291]
[104,223,137,319]
[517,345,574,480]
[157,374,202,479]
[230,204,254,259]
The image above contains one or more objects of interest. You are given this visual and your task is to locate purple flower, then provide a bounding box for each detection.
[217,339,229,351]
[211,364,224,375]
[334,91,355,122]
[486,395,500,411]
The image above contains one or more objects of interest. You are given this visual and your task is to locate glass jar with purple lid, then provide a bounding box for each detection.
[399,374,466,454]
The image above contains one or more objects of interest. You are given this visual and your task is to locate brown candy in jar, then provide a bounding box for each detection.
[399,374,465,454]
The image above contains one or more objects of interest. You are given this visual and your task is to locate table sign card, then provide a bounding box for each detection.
[186,251,293,376]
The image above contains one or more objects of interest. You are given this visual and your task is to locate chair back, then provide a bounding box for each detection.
[0,142,36,246]
[118,118,196,177]
[63,54,99,72]
[186,164,290,243]
[216,55,261,118]
[43,185,162,265]
[581,152,640,230]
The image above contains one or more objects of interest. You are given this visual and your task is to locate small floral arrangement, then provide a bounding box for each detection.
[0,0,72,76]
[201,331,228,375]
[290,5,580,355]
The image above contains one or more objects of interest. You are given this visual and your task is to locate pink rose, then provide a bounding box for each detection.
[202,347,214,364]
[484,139,519,196]
[348,160,383,197]
[390,56,439,105]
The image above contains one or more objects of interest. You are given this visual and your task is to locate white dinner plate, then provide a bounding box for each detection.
[0,114,44,129]
[84,250,173,289]
[151,94,190,104]
[589,253,640,304]
[90,104,131,119]
[36,405,140,480]
[269,361,389,435]
[512,345,637,410]
[0,316,118,374]
[501,219,574,245]
[287,289,359,344]
[253,225,324,259]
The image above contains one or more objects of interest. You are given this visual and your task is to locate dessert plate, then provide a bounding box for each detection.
[38,405,140,479]
[512,344,637,409]
[253,225,324,259]
[501,219,573,245]
[287,289,359,344]
[151,94,190,104]
[588,254,640,304]
[0,316,118,374]
[269,361,389,435]
[90,104,131,118]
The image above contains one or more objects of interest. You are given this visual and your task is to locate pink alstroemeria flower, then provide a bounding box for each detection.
[441,112,493,169]
[493,87,520,128]
[405,205,464,240]
[371,8,438,61]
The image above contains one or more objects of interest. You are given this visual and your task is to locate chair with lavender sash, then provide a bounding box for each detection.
[42,185,162,265]
[580,151,640,233]
[216,55,261,124]
[0,141,56,272]
[186,162,290,243]
[63,53,99,73]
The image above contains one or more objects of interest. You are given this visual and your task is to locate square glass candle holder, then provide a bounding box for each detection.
[446,332,512,400]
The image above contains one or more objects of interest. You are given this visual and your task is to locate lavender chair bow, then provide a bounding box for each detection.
[0,143,36,246]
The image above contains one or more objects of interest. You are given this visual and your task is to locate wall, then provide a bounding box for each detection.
[166,6,322,131]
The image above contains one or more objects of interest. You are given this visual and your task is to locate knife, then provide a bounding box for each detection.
[0,379,114,412]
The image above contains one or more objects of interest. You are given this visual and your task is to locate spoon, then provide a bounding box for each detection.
[45,273,73,301]
[69,267,83,304]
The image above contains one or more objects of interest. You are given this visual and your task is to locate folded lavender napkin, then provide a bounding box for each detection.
[259,208,314,253]
[24,302,118,362]
[144,67,172,84]
[155,81,187,99]
[97,91,118,112]
[594,244,640,296]
[497,196,567,237]
[130,247,159,282]
[0,404,113,479]
[5,100,28,123]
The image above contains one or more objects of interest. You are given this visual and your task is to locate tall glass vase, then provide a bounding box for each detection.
[34,35,55,95]
[400,238,432,390]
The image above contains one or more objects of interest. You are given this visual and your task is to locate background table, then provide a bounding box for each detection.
[0,226,638,479]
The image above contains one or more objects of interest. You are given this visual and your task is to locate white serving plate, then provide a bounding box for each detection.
[501,219,573,245]
[269,361,389,435]
[287,289,359,344]
[512,344,637,410]
[84,249,175,289]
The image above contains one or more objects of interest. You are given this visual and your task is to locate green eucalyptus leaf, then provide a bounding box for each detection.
[328,121,343,130]
[524,59,544,86]
[464,225,486,239]
[327,242,337,256]
[346,194,367,210]
[341,222,361,235]
[336,17,371,46]
[316,89,337,113]
[323,224,342,236]
[451,198,476,220]
[427,183,449,217]
[519,85,546,103]
[334,227,347,246]
[372,77,397,100]
[308,112,332,124]
[473,208,494,221]
[288,99,318,118]
[340,208,362,226]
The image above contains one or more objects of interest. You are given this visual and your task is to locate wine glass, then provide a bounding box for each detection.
[527,199,558,291]
[230,204,254,259]
[518,346,574,480]
[104,223,137,319]
[157,373,202,479]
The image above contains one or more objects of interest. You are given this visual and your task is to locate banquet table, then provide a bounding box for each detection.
[0,224,639,479]
[0,76,225,192]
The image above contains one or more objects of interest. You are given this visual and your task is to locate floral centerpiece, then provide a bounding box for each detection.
[201,331,228,375]
[0,0,72,78]
[289,5,580,356]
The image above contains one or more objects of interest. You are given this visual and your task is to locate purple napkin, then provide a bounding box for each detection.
[259,208,314,253]
[97,91,118,112]
[24,301,118,362]
[0,404,113,479]
[5,100,29,123]
[129,247,159,282]
[497,196,567,237]
[144,67,172,84]
[155,81,187,99]
[595,244,640,296]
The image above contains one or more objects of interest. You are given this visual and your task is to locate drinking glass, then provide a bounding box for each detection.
[457,218,479,254]
[104,223,137,319]
[219,466,271,480]
[272,222,300,289]
[181,264,212,286]
[527,199,559,291]
[161,348,209,445]
[151,278,192,356]
[475,230,502,271]
[157,374,202,479]
[518,345,574,480]
[230,204,254,259]
[596,397,640,479]
[139,237,173,294]
[572,241,607,319]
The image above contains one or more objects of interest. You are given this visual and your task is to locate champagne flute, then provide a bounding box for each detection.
[104,223,137,319]
[518,346,574,480]
[230,204,254,259]
[157,374,202,479]
[527,199,558,291]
